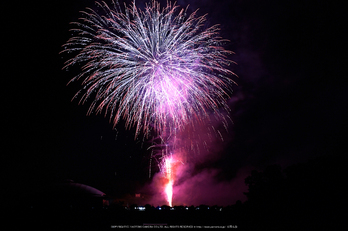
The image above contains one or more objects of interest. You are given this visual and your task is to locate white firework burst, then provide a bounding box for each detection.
[61,0,236,138]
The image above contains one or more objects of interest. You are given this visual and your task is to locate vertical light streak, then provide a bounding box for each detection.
[164,156,173,207]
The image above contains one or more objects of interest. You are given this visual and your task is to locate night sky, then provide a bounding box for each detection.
[5,0,346,207]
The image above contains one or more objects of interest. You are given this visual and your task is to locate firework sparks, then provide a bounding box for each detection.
[61,0,236,206]
[61,0,235,138]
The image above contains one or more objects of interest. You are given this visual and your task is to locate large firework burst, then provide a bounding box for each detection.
[61,0,236,138]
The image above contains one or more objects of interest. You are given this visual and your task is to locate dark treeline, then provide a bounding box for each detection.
[235,152,345,230]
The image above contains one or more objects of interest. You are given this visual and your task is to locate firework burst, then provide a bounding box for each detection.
[62,0,236,206]
[61,0,236,138]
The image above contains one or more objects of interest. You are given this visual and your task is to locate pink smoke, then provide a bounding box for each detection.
[144,164,249,206]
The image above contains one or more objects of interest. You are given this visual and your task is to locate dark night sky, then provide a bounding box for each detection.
[5,0,346,206]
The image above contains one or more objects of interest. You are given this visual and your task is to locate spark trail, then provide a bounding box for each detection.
[61,0,236,206]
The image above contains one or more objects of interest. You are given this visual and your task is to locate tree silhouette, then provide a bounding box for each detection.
[241,154,345,230]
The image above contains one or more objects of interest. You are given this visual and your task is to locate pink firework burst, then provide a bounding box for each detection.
[62,0,236,206]
[61,0,236,138]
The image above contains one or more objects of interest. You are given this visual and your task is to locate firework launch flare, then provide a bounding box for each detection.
[164,157,174,207]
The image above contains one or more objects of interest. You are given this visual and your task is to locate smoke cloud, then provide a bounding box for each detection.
[143,163,249,206]
[139,111,250,207]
